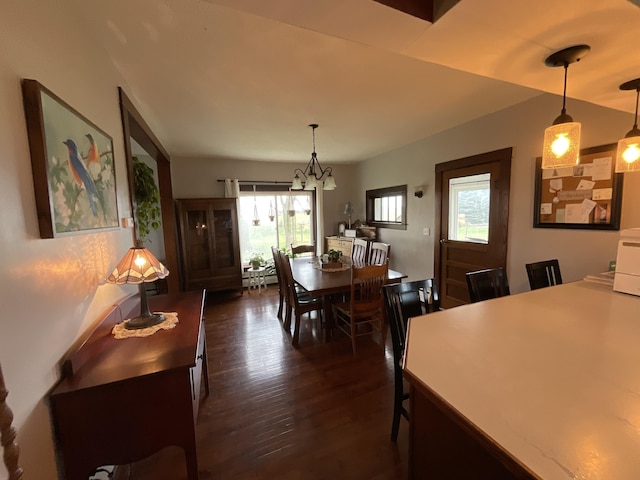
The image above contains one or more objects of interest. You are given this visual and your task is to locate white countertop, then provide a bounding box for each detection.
[404,281,640,480]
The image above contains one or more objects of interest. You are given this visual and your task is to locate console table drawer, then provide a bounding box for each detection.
[326,237,353,256]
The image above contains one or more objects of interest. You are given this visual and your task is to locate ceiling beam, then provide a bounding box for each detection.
[373,0,461,22]
[373,0,434,22]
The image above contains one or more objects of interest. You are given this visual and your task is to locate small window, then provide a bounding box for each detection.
[366,185,407,230]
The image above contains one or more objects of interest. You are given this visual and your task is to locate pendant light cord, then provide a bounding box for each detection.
[634,88,639,130]
[312,126,316,154]
[561,62,568,115]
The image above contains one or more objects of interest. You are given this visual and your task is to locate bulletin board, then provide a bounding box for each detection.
[533,143,623,230]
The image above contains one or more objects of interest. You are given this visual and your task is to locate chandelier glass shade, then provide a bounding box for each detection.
[291,124,336,191]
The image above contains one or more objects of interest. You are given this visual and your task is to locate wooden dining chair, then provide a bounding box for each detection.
[525,259,563,290]
[465,267,510,303]
[384,279,439,442]
[290,243,315,257]
[368,242,390,265]
[271,246,286,320]
[334,261,389,357]
[278,251,323,346]
[0,363,23,480]
[351,238,368,266]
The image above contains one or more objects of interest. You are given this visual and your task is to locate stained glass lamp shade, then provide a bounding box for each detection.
[107,243,169,330]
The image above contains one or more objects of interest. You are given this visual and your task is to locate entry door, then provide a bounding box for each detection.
[434,148,512,309]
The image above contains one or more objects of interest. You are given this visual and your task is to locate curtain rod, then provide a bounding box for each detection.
[216,179,292,185]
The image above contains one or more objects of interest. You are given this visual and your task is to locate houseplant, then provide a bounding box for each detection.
[250,253,265,269]
[132,156,161,241]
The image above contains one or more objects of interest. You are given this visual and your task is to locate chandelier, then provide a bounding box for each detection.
[291,124,337,191]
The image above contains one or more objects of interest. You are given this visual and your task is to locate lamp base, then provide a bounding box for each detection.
[124,312,166,330]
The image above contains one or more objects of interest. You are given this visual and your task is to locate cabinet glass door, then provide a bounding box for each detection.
[213,209,234,268]
[186,209,212,274]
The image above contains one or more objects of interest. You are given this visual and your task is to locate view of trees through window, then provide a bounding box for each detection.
[238,191,314,264]
[448,173,490,243]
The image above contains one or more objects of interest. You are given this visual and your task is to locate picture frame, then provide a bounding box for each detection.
[22,79,119,238]
[533,143,623,230]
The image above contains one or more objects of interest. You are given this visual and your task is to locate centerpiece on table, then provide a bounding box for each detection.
[322,249,343,270]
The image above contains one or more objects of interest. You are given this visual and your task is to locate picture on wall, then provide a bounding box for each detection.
[22,79,118,238]
[533,143,623,230]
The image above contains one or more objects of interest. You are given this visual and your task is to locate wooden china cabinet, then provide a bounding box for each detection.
[176,198,243,293]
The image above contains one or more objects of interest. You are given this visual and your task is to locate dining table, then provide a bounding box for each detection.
[289,256,406,341]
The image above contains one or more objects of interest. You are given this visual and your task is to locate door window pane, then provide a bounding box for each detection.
[448,173,490,243]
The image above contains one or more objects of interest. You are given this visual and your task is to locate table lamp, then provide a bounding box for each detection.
[344,201,354,228]
[107,242,169,330]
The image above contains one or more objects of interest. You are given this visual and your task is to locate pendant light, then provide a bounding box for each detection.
[287,189,295,217]
[291,124,337,191]
[615,78,640,173]
[541,45,590,169]
[252,185,260,226]
[268,201,275,221]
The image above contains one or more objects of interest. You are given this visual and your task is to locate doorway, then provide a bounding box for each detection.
[119,88,180,294]
[434,148,512,308]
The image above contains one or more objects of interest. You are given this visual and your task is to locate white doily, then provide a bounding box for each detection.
[112,312,179,339]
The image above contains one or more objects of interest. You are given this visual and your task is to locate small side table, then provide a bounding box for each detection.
[247,266,267,294]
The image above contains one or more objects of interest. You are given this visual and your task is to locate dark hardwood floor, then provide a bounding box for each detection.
[126,287,409,479]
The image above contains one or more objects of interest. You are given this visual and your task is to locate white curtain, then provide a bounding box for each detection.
[224,178,240,198]
[315,187,324,255]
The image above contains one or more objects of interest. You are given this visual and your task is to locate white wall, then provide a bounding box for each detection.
[171,156,358,241]
[358,94,640,293]
[0,1,137,478]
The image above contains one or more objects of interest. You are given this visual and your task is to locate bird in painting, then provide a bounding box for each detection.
[63,139,98,216]
[85,133,101,164]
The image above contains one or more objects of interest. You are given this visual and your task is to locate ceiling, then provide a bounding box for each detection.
[75,0,640,164]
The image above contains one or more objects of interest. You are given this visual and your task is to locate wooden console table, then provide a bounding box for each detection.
[48,290,208,480]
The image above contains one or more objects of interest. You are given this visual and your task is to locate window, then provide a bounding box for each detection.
[366,185,407,230]
[238,188,315,264]
[448,173,490,243]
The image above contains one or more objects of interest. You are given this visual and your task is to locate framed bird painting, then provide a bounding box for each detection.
[22,79,119,238]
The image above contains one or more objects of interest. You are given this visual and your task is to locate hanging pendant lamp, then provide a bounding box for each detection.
[268,200,275,221]
[541,45,590,169]
[287,189,296,217]
[252,185,260,226]
[615,78,640,173]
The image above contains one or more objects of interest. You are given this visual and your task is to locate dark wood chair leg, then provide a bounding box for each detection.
[292,313,301,346]
[391,369,403,442]
[277,294,284,320]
